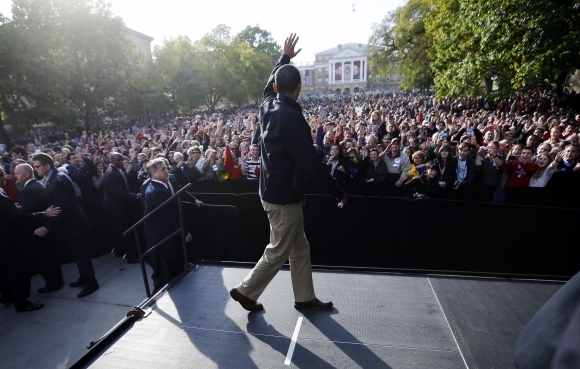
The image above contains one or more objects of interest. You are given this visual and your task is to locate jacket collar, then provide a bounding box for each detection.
[387,151,401,160]
[276,94,302,113]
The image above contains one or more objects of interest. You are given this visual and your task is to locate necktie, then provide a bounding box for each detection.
[118,167,129,191]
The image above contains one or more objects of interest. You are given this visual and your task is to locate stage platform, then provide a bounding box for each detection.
[78,265,561,369]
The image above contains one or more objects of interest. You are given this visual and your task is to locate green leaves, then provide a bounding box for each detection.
[1,0,137,135]
[368,0,435,91]
[370,0,580,99]
[152,24,277,113]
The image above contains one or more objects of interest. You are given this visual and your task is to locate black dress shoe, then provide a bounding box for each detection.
[230,288,263,311]
[70,279,85,288]
[38,286,61,293]
[17,301,44,312]
[77,282,100,298]
[294,298,333,310]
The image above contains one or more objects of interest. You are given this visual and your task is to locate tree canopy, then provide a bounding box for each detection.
[0,1,280,141]
[368,0,434,92]
[368,0,580,99]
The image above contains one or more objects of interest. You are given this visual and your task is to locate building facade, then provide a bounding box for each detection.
[123,27,154,61]
[295,43,401,96]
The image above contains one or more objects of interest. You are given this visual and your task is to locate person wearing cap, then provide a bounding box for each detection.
[379,137,411,190]
[230,34,346,312]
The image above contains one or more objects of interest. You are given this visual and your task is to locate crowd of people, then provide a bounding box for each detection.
[2,88,579,202]
[2,86,580,311]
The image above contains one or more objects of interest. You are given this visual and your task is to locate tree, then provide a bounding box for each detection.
[226,40,273,106]
[235,25,281,65]
[11,0,137,132]
[426,0,580,98]
[0,7,79,144]
[152,36,204,115]
[194,25,235,112]
[368,0,434,91]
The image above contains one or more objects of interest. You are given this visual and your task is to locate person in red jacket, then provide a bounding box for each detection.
[1,161,20,203]
[223,144,243,180]
[504,147,538,187]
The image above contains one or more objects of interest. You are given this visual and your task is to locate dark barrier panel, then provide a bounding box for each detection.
[75,183,580,277]
[302,195,580,276]
[183,180,579,208]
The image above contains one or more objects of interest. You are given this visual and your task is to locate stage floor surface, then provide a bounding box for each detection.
[83,265,561,369]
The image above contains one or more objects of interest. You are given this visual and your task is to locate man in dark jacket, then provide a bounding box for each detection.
[230,34,346,312]
[65,152,96,195]
[102,153,140,262]
[14,164,64,292]
[32,153,99,298]
[0,164,61,312]
[143,158,203,293]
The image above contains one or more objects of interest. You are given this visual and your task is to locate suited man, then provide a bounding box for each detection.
[144,158,203,292]
[0,165,61,312]
[102,153,140,262]
[32,153,99,299]
[13,164,64,292]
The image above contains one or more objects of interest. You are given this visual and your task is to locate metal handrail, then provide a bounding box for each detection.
[123,183,192,236]
[124,182,193,298]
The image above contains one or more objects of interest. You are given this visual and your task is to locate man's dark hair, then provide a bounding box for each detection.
[275,65,301,94]
[65,152,76,162]
[522,146,535,153]
[565,144,579,152]
[11,146,26,157]
[32,153,55,169]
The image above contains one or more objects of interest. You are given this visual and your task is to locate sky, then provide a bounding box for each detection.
[0,0,404,64]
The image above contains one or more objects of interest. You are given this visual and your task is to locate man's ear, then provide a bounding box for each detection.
[273,83,279,94]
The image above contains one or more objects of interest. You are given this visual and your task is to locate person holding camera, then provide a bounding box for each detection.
[474,140,506,201]
[504,146,538,187]
[403,161,442,199]
[196,148,225,181]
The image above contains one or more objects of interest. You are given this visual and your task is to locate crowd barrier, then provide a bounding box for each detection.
[73,181,580,279]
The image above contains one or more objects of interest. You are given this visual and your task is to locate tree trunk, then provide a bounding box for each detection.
[83,103,92,133]
[483,77,493,95]
[0,95,13,146]
[554,74,566,98]
[0,112,12,147]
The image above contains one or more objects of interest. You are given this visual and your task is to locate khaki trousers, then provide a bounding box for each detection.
[236,200,316,302]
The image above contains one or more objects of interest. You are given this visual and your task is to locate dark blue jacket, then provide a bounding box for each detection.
[67,158,96,195]
[43,170,90,240]
[19,179,46,213]
[102,165,138,219]
[258,55,345,205]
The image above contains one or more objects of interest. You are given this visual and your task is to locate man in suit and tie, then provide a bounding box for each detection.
[13,164,64,293]
[144,158,203,292]
[102,153,140,262]
[32,153,99,298]
[0,165,61,312]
